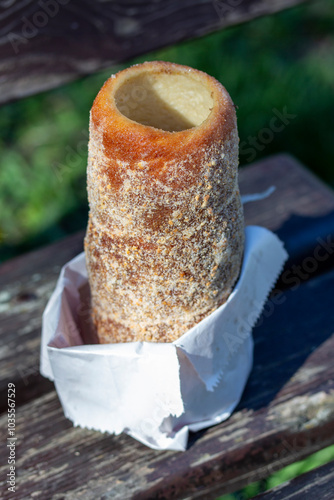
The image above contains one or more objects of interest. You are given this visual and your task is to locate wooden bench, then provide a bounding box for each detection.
[254,460,334,499]
[1,153,334,498]
[0,0,306,104]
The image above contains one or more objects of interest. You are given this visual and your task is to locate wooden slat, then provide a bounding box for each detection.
[0,0,306,104]
[0,231,84,409]
[253,460,334,499]
[239,154,334,231]
[239,154,334,283]
[1,154,334,412]
[1,265,334,499]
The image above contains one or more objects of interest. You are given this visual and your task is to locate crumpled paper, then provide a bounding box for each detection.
[40,225,287,451]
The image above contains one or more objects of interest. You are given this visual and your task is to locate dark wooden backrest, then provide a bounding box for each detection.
[0,0,305,104]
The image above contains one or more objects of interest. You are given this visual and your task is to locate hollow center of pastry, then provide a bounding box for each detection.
[115,72,214,132]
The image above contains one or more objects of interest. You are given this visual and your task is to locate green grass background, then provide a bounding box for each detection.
[1,0,334,495]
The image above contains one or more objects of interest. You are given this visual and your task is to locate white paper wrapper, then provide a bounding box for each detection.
[40,225,287,451]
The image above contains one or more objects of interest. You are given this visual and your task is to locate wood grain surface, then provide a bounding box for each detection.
[0,0,306,104]
[253,460,334,499]
[1,153,334,498]
[1,266,334,499]
[1,154,334,412]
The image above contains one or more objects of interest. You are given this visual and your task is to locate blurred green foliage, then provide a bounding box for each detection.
[0,1,333,494]
[1,0,334,261]
[218,444,334,499]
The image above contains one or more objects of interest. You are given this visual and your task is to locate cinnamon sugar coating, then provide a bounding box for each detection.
[84,61,244,343]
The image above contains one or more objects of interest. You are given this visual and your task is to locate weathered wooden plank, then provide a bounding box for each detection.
[239,154,334,232]
[239,154,334,286]
[1,154,334,412]
[1,265,334,499]
[0,0,306,104]
[0,231,84,410]
[253,460,334,499]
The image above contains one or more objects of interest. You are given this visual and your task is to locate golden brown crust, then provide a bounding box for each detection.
[84,61,244,343]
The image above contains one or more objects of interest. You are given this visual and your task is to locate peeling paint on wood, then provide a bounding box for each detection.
[0,0,307,104]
